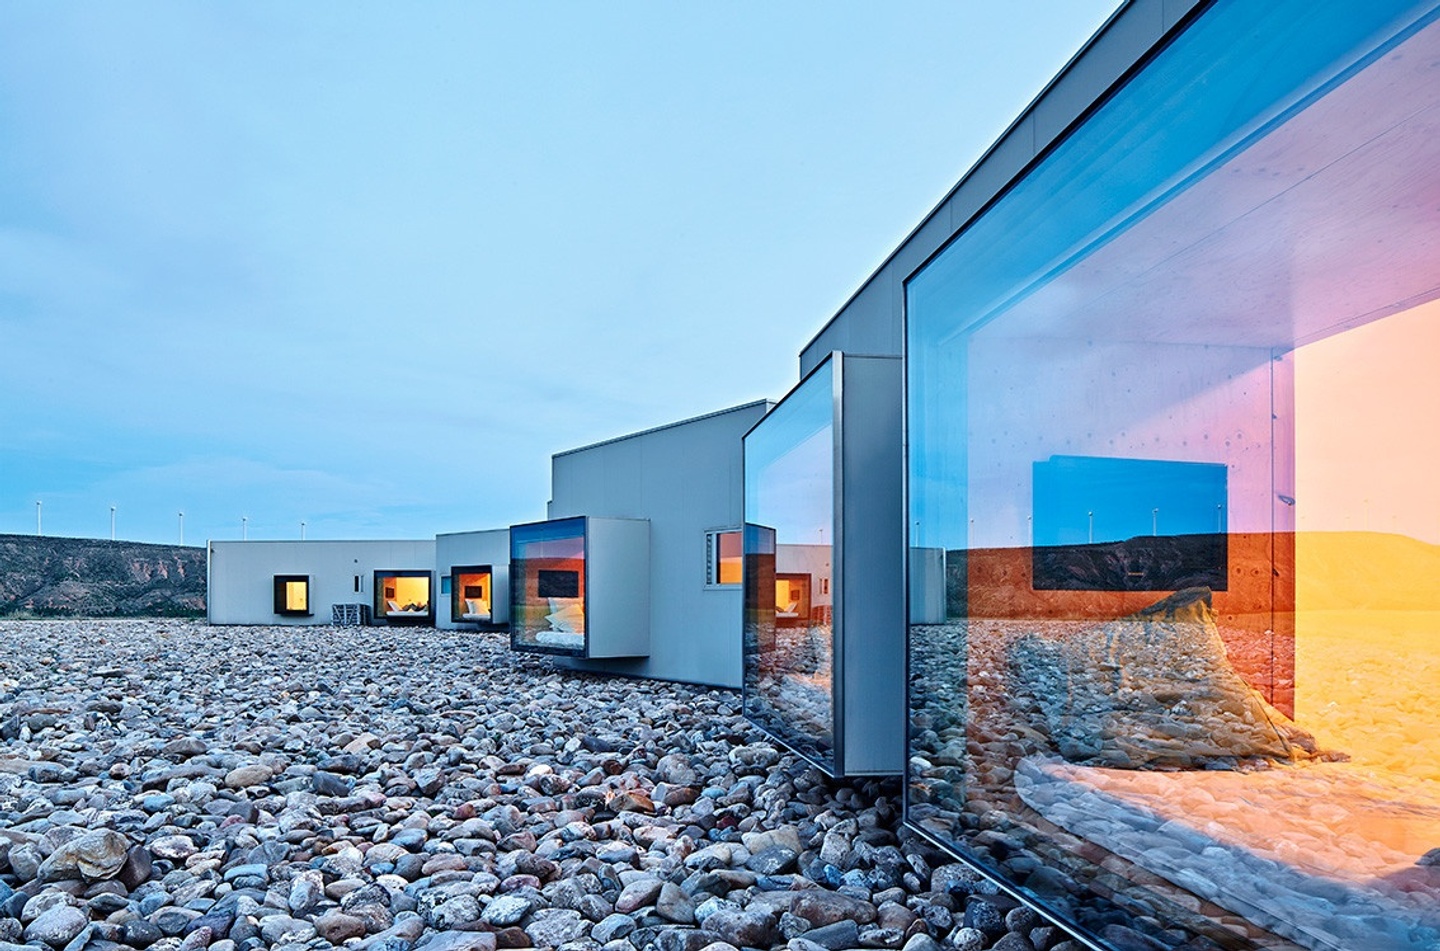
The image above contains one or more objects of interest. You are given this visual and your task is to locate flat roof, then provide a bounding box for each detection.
[553,399,774,459]
[798,0,1203,358]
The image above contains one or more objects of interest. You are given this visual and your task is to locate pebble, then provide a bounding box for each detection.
[0,619,1080,951]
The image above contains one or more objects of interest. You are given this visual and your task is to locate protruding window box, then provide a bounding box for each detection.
[373,570,433,625]
[743,351,904,777]
[273,575,311,617]
[509,516,649,658]
[450,565,494,624]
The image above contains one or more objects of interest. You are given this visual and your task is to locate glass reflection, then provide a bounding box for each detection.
[511,518,586,655]
[744,364,836,770]
[905,2,1440,949]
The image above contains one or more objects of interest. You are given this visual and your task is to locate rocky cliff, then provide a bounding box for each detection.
[0,534,205,618]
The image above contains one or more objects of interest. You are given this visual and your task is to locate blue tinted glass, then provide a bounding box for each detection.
[906,1,1440,948]
[510,517,586,655]
[743,360,836,771]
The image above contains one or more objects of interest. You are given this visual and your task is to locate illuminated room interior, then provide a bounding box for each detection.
[450,565,492,623]
[272,575,309,616]
[511,520,587,654]
[374,572,431,620]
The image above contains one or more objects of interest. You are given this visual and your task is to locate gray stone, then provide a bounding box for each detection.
[747,846,799,875]
[524,908,589,947]
[615,878,663,914]
[592,914,637,944]
[24,906,89,947]
[37,830,130,882]
[480,894,532,927]
[416,932,497,951]
[962,900,1005,938]
[258,916,315,944]
[429,895,481,929]
[656,754,698,786]
[901,935,944,951]
[701,909,778,948]
[800,919,859,950]
[947,927,987,951]
[655,883,696,925]
[792,889,877,927]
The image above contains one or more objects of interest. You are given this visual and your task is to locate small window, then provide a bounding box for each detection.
[273,575,311,616]
[440,575,452,595]
[706,530,742,587]
[450,565,492,623]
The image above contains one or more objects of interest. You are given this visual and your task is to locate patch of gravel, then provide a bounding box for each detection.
[0,619,1081,951]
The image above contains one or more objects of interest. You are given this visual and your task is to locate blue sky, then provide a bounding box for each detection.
[0,2,1121,545]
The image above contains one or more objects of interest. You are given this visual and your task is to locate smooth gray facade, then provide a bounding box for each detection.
[547,401,769,687]
[434,529,510,630]
[207,539,435,626]
[833,354,906,775]
[797,0,1207,376]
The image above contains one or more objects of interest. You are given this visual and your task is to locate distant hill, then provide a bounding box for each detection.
[0,534,206,618]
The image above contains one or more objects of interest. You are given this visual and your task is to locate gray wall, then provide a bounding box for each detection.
[798,0,1208,376]
[835,354,906,776]
[547,401,770,687]
[434,529,510,629]
[208,540,436,625]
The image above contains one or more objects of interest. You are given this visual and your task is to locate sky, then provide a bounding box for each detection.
[0,1,1122,546]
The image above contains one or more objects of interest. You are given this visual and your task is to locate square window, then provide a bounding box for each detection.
[706,529,742,587]
[273,575,310,616]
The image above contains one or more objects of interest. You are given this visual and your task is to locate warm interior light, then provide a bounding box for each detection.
[285,580,307,612]
[380,575,429,612]
[455,570,491,616]
[718,530,742,584]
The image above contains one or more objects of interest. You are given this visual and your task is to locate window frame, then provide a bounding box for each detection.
[705,527,743,588]
[272,574,312,617]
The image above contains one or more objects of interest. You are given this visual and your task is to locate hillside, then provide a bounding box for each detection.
[0,534,205,617]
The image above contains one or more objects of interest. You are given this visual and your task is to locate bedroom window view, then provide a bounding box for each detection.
[272,575,309,616]
[744,365,836,771]
[905,2,1440,949]
[511,518,587,655]
[450,565,492,623]
[373,571,431,622]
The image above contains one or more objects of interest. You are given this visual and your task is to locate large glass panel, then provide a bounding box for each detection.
[906,2,1440,949]
[373,570,431,621]
[511,518,587,655]
[744,363,836,770]
[450,565,492,622]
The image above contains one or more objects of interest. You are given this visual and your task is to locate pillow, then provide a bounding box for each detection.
[1007,587,1325,769]
[386,599,400,613]
[545,597,584,633]
[465,598,484,616]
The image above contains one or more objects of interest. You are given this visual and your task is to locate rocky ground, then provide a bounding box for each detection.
[0,620,1080,951]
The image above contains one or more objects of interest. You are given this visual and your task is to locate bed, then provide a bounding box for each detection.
[459,598,491,622]
[384,600,429,618]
